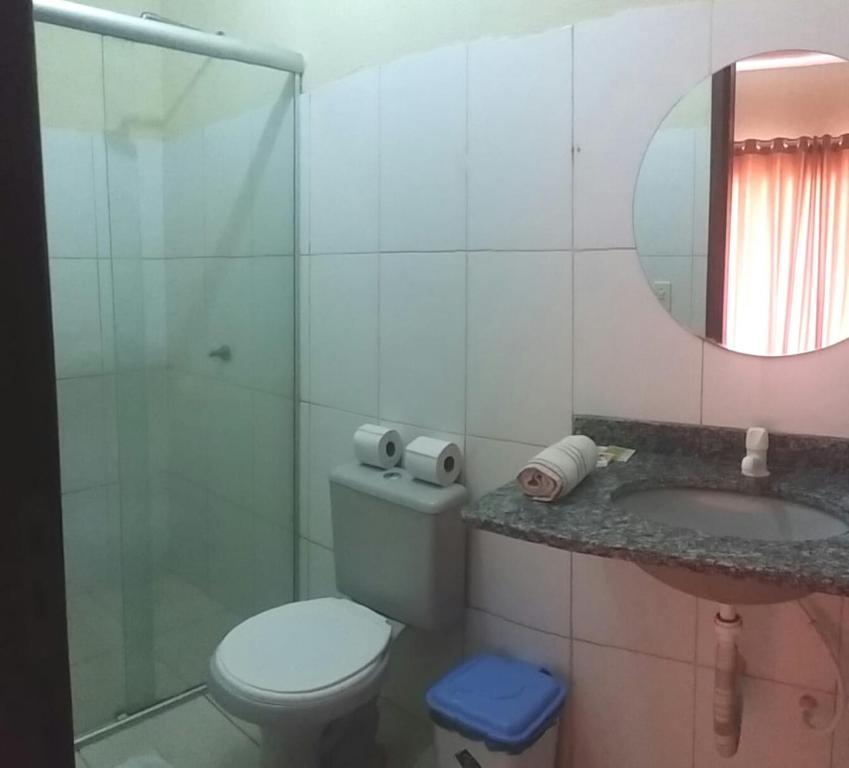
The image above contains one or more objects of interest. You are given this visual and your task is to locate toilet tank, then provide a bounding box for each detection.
[329,464,467,632]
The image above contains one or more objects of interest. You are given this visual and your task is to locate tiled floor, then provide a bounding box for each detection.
[69,574,242,734]
[75,693,435,768]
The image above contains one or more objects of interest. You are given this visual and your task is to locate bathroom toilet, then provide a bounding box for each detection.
[209,464,467,767]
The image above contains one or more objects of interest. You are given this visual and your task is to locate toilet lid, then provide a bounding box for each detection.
[216,598,392,695]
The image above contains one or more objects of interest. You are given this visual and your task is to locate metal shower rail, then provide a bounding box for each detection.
[32,0,304,74]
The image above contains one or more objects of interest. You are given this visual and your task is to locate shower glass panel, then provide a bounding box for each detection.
[35,19,297,737]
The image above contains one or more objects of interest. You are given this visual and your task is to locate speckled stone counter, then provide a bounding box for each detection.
[463,417,849,597]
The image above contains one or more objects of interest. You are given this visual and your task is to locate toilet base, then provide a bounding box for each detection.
[260,700,380,768]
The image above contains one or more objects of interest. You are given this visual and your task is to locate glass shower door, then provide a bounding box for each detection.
[101,35,298,721]
[37,20,297,735]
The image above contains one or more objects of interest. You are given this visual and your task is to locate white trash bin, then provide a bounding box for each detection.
[426,654,567,768]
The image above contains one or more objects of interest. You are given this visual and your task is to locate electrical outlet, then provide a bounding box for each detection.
[652,280,672,312]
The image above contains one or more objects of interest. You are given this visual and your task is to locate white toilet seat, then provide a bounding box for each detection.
[209,598,393,724]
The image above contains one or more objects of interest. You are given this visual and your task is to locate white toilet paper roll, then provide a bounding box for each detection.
[353,424,402,469]
[405,436,463,487]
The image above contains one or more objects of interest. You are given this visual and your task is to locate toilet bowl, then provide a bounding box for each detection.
[209,463,468,767]
[208,598,393,767]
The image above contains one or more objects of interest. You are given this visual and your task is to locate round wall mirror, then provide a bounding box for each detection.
[634,50,849,357]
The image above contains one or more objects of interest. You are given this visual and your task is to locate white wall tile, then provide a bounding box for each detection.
[205,258,252,387]
[702,342,849,438]
[306,405,375,548]
[696,595,842,692]
[572,554,697,661]
[297,402,310,542]
[136,138,165,260]
[41,130,99,259]
[250,94,296,258]
[142,259,167,368]
[692,255,708,336]
[165,474,209,589]
[693,668,833,768]
[253,392,295,528]
[298,94,311,256]
[309,253,379,414]
[634,127,696,258]
[379,252,466,433]
[571,641,695,768]
[145,370,169,478]
[467,251,572,445]
[380,45,467,252]
[105,136,143,261]
[253,518,295,613]
[203,113,253,258]
[640,255,695,331]
[56,377,110,492]
[310,70,379,254]
[250,256,295,398]
[466,608,570,682]
[468,28,572,251]
[102,377,119,486]
[712,0,849,71]
[49,259,103,378]
[573,250,703,423]
[165,259,208,375]
[163,129,205,259]
[167,372,209,488]
[110,260,148,371]
[205,380,253,508]
[208,493,254,617]
[300,538,342,599]
[299,253,311,401]
[573,3,712,249]
[92,137,111,261]
[98,261,116,374]
[464,436,542,502]
[62,486,120,596]
[468,530,570,637]
[833,601,849,767]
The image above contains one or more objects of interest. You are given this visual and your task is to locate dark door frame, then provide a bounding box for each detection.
[705,64,736,345]
[0,1,75,766]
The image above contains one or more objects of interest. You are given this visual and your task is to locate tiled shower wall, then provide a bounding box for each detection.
[297,1,849,766]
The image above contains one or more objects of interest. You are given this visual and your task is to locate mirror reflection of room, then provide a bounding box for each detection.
[636,51,849,357]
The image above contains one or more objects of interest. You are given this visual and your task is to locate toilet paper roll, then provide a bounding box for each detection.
[405,436,463,487]
[353,424,402,469]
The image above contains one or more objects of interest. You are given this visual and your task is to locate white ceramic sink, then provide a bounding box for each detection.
[615,488,848,604]
[616,488,847,542]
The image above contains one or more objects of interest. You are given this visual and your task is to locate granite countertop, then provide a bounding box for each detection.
[463,417,849,597]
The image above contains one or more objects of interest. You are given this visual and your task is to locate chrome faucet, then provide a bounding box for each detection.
[741,427,769,478]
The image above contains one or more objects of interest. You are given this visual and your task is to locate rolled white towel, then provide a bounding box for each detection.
[517,435,598,502]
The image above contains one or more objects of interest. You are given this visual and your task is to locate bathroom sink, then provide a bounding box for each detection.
[616,488,847,542]
[615,488,849,604]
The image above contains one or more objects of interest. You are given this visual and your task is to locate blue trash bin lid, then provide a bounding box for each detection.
[426,654,568,753]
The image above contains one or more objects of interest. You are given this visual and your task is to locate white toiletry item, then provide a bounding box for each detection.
[353,424,402,469]
[517,435,598,502]
[741,426,769,478]
[405,436,463,486]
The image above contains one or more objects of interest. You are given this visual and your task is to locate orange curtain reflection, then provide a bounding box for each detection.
[725,134,849,355]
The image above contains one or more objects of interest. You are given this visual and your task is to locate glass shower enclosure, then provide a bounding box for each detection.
[34,3,300,737]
